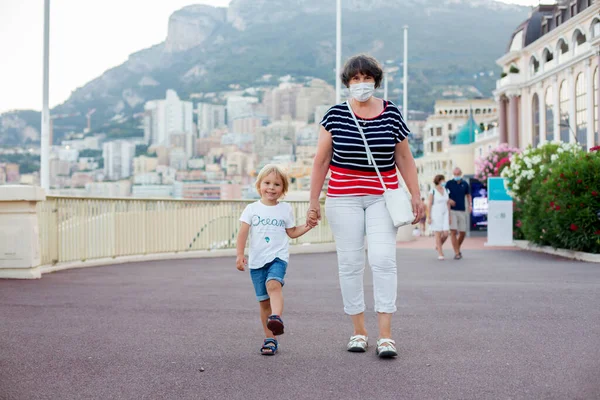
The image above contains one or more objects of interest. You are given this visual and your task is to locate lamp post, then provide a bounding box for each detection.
[559,114,579,145]
[403,25,409,117]
[383,66,399,101]
[335,0,342,104]
[41,0,51,190]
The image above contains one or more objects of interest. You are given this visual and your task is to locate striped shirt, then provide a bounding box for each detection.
[320,100,410,197]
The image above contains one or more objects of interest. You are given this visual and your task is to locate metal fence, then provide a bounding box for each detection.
[37,196,333,265]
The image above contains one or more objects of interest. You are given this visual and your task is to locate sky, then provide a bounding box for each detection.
[0,0,541,113]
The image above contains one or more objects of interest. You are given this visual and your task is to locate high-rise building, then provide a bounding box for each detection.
[226,96,259,128]
[144,90,194,147]
[295,79,335,123]
[254,119,304,164]
[263,83,302,121]
[103,141,136,181]
[197,102,226,138]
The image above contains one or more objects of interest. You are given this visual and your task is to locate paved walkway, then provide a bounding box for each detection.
[1,240,599,400]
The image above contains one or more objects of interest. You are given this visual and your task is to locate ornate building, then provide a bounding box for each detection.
[494,0,600,150]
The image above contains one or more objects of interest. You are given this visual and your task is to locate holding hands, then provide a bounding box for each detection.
[306,201,320,228]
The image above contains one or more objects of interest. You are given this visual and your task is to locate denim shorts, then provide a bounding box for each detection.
[250,258,288,302]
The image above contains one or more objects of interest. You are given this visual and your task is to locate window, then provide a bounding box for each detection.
[436,142,443,152]
[556,15,560,27]
[509,30,523,52]
[559,80,570,142]
[436,127,442,136]
[530,56,540,75]
[573,30,587,55]
[532,94,540,147]
[545,86,554,142]
[571,4,576,16]
[543,48,554,63]
[593,19,600,38]
[556,39,569,63]
[575,73,587,145]
[448,123,453,131]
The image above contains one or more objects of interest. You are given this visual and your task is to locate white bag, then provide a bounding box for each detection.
[346,101,415,228]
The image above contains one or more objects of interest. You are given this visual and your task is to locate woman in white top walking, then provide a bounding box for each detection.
[427,174,451,260]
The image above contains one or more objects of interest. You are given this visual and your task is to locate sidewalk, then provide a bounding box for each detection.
[397,234,517,250]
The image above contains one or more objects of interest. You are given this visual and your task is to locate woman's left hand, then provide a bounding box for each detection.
[411,195,425,225]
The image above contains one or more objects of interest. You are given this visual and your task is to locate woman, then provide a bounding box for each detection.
[427,174,451,260]
[306,54,424,359]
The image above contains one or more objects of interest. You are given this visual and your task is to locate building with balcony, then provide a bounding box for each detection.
[415,99,498,193]
[495,0,600,149]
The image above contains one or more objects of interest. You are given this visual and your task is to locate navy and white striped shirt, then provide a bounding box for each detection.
[320,100,410,197]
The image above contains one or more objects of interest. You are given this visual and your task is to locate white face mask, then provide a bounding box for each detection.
[349,82,375,103]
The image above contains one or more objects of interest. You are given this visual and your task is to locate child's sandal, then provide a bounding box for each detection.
[266,315,285,336]
[260,338,278,356]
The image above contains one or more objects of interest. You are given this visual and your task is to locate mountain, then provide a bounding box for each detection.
[1,0,530,145]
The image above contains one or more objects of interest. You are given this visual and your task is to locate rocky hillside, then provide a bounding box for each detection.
[1,0,530,145]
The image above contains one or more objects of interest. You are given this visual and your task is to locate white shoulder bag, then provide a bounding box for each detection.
[346,101,415,227]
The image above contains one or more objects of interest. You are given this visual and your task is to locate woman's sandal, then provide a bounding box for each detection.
[347,335,368,352]
[266,315,285,336]
[376,338,398,358]
[260,338,278,356]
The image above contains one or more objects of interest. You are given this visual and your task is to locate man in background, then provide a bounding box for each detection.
[445,167,471,260]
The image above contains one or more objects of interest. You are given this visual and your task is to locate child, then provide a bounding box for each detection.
[236,164,315,356]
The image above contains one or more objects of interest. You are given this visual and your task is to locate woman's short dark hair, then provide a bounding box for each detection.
[341,54,384,89]
[433,174,445,185]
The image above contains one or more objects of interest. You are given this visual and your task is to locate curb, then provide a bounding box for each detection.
[0,243,338,280]
[514,240,600,263]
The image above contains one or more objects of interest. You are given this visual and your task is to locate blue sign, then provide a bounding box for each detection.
[488,177,512,201]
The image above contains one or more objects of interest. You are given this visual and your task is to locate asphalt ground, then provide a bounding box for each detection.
[1,246,599,399]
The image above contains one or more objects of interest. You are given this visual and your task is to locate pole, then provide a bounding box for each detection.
[403,25,408,118]
[41,0,51,190]
[335,0,342,104]
[384,73,388,101]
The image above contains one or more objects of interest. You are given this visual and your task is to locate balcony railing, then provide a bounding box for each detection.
[475,127,499,142]
[496,74,523,90]
[37,196,334,265]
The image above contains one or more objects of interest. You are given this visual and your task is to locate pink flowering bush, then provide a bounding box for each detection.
[474,143,521,182]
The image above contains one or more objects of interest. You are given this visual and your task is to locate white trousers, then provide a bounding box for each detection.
[325,195,398,315]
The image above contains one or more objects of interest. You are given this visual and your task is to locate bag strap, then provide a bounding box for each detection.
[345,101,387,191]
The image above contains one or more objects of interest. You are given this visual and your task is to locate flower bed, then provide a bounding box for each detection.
[503,142,600,253]
[475,143,521,182]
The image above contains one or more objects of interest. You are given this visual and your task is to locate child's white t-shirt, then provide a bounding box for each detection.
[240,201,296,269]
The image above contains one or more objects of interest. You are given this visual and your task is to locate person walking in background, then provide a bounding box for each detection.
[236,164,313,355]
[427,175,451,260]
[445,167,471,260]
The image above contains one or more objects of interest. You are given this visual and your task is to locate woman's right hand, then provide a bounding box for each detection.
[307,201,321,227]
[427,218,432,225]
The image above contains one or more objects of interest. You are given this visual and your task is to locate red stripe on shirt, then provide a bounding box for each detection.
[327,165,399,197]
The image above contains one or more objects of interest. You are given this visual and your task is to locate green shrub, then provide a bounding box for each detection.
[502,141,583,240]
[521,151,600,253]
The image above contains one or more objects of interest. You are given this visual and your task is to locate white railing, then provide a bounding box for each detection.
[496,73,523,89]
[476,127,499,142]
[37,196,333,265]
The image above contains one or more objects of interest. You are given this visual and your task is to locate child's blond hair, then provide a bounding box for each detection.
[255,164,290,197]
